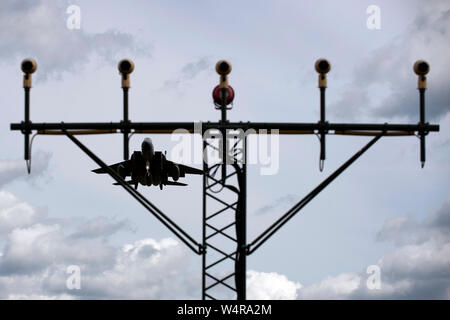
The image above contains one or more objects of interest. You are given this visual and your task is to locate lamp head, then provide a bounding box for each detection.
[413,60,429,76]
[118,59,135,75]
[315,58,331,74]
[21,58,37,74]
[215,60,232,75]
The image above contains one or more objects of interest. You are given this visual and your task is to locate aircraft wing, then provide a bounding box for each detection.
[166,160,203,177]
[178,164,203,175]
[165,181,188,186]
[92,159,132,176]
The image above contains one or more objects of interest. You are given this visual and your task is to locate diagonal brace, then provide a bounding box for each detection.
[63,129,203,255]
[247,133,384,255]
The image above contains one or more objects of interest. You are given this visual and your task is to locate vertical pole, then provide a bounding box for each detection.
[235,136,247,300]
[202,139,207,300]
[315,58,330,172]
[413,60,429,169]
[123,87,129,160]
[320,86,326,171]
[118,59,134,160]
[419,88,425,168]
[215,60,232,182]
[243,138,246,300]
[24,86,30,162]
[221,87,228,181]
[21,58,36,167]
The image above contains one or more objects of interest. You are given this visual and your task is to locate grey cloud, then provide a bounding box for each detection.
[375,215,421,246]
[0,232,199,299]
[330,0,450,121]
[377,200,450,245]
[297,196,450,299]
[162,57,211,90]
[255,194,297,215]
[328,89,371,121]
[0,191,199,299]
[2,191,449,299]
[0,223,117,276]
[428,201,450,231]
[251,197,450,299]
[0,158,197,299]
[0,0,149,80]
[181,58,210,80]
[0,151,51,188]
[69,216,134,240]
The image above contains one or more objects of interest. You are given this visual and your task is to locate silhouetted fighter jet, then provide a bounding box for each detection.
[93,138,203,190]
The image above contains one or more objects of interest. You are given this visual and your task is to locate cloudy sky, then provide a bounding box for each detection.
[0,0,449,299]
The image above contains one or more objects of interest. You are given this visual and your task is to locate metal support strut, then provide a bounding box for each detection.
[247,133,384,254]
[63,129,203,255]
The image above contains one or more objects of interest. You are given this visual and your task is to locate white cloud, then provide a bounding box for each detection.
[247,270,301,300]
[0,190,449,299]
[73,238,197,299]
[0,189,200,299]
[0,190,46,237]
[8,293,75,300]
[297,273,361,299]
[0,223,198,298]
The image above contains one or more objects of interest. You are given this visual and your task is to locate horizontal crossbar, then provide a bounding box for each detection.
[11,121,439,134]
[335,130,415,136]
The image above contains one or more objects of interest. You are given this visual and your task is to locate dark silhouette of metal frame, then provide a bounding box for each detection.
[10,59,439,300]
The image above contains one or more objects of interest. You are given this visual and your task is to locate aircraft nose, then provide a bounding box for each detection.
[141,138,154,160]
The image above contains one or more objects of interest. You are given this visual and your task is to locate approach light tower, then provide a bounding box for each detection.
[10,56,439,300]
